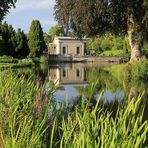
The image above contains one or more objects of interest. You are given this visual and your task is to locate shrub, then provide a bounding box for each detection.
[88,34,130,56]
[131,58,148,81]
[142,42,148,58]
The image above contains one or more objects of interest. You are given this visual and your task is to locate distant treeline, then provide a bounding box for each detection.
[0,20,46,59]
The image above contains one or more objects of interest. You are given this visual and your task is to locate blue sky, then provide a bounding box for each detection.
[4,0,57,33]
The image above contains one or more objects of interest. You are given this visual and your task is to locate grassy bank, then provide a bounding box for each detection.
[0,56,35,69]
[0,55,49,69]
[0,69,147,147]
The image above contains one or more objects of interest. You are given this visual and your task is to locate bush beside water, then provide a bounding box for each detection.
[131,58,148,81]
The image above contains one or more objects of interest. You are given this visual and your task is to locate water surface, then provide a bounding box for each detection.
[48,63,126,104]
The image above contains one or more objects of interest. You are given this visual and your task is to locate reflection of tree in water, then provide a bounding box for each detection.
[76,67,125,101]
[128,74,148,122]
[36,68,45,88]
[75,66,148,121]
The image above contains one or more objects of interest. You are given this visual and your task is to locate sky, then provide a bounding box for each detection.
[3,0,57,33]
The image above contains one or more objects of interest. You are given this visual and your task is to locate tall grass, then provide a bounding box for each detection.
[0,69,147,147]
[0,70,52,147]
[50,93,148,148]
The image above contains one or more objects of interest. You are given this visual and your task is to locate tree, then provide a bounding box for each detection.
[15,28,29,58]
[0,0,17,21]
[49,25,64,41]
[54,0,148,61]
[44,33,51,45]
[54,0,74,35]
[28,20,46,57]
[0,22,16,56]
[0,34,4,55]
[0,22,29,58]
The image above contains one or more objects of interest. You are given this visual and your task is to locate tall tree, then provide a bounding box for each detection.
[28,20,46,57]
[54,0,74,35]
[0,34,4,55]
[0,22,30,58]
[15,28,29,58]
[0,22,16,56]
[0,0,17,21]
[54,0,148,61]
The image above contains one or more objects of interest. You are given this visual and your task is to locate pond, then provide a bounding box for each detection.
[33,62,146,107]
[11,62,148,118]
[48,63,125,105]
[46,62,148,120]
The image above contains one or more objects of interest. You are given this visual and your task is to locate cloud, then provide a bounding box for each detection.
[4,0,56,33]
[10,0,55,12]
[41,19,56,26]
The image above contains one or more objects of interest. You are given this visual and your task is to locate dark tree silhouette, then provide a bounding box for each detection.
[0,0,17,21]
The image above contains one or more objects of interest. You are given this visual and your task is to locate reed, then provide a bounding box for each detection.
[0,70,147,147]
[51,93,148,148]
[0,70,51,147]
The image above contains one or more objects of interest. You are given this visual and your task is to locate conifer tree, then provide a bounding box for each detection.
[28,20,46,57]
[0,23,4,55]
[0,22,16,56]
[0,22,29,58]
[15,28,29,58]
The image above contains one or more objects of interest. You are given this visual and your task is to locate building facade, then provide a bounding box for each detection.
[48,36,88,57]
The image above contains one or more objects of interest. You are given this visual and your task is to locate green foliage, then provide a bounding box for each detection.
[88,34,130,56]
[131,58,148,81]
[44,33,51,46]
[15,28,29,58]
[0,65,147,147]
[54,0,148,60]
[0,22,16,55]
[142,42,148,58]
[54,0,147,37]
[0,22,29,58]
[0,70,52,147]
[51,95,148,148]
[54,0,73,35]
[0,56,35,68]
[49,25,64,41]
[0,55,18,63]
[39,55,48,64]
[0,35,4,52]
[100,50,123,56]
[28,20,46,57]
[88,37,103,55]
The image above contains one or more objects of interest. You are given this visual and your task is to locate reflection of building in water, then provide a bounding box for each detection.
[48,64,87,86]
[48,67,60,85]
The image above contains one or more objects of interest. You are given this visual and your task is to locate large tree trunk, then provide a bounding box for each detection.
[127,9,142,62]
